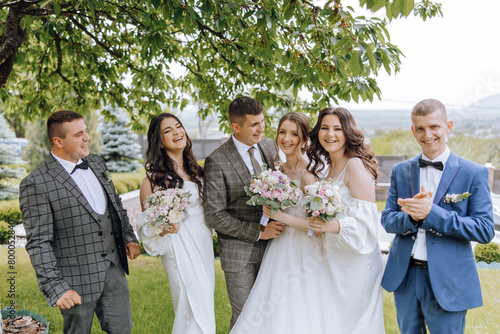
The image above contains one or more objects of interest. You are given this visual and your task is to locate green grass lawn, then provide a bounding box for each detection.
[1,247,499,333]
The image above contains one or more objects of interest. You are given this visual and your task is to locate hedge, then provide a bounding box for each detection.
[474,242,500,264]
[0,200,22,225]
[0,220,11,244]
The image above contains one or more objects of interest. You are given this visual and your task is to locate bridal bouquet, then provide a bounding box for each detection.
[245,165,301,224]
[302,179,347,236]
[142,188,191,234]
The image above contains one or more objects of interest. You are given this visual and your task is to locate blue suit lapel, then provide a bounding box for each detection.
[434,152,460,204]
[409,155,421,197]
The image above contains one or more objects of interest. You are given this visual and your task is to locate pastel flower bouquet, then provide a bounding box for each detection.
[244,165,302,225]
[142,188,191,234]
[302,179,347,236]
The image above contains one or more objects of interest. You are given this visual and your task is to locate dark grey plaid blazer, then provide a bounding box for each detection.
[203,137,277,272]
[20,154,138,306]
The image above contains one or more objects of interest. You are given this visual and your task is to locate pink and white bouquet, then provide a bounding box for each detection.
[302,179,347,236]
[142,188,191,234]
[245,165,302,223]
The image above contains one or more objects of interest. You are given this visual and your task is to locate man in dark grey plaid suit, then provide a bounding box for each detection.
[204,96,285,328]
[20,110,141,334]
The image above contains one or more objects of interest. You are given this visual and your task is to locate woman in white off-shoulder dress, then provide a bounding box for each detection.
[230,112,336,333]
[137,113,215,334]
[306,107,385,333]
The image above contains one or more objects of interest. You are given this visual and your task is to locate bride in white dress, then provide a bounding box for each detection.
[306,107,385,334]
[136,113,215,334]
[230,112,336,333]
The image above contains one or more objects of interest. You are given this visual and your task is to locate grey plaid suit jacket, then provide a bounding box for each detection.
[203,136,277,272]
[20,154,138,306]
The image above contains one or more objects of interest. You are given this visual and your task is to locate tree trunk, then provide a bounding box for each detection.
[0,5,29,89]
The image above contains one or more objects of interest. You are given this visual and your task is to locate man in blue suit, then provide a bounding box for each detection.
[381,99,495,333]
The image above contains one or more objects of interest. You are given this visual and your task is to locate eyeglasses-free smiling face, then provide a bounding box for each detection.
[232,113,265,146]
[160,117,187,152]
[277,120,305,156]
[411,110,452,160]
[54,119,90,163]
[318,114,346,154]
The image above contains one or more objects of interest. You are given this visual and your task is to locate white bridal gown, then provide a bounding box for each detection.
[230,182,336,334]
[136,181,215,334]
[322,158,385,333]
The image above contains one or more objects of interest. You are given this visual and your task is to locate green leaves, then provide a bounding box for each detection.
[0,0,440,133]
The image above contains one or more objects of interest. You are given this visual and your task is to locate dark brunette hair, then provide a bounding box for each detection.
[228,96,264,125]
[307,107,380,184]
[145,113,203,196]
[47,110,84,146]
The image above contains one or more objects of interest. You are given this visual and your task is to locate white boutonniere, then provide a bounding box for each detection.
[443,192,471,203]
[103,170,112,182]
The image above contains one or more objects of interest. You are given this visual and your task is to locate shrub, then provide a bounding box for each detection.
[121,177,141,192]
[0,199,22,224]
[213,234,219,258]
[113,181,129,195]
[0,220,12,244]
[474,242,500,264]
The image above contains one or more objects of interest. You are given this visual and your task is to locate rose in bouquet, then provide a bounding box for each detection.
[142,188,191,234]
[302,179,346,236]
[244,165,302,225]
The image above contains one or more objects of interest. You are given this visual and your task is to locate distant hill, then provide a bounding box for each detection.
[352,94,500,134]
[176,94,500,137]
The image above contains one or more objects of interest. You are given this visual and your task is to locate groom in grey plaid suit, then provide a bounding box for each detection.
[20,110,141,334]
[204,96,285,328]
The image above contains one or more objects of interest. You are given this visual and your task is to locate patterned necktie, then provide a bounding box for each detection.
[418,158,444,171]
[71,160,89,174]
[248,146,262,174]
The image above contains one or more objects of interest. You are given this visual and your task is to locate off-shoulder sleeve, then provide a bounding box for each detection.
[324,198,379,255]
[136,211,172,257]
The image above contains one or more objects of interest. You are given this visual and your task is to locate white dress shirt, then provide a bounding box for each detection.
[232,134,265,174]
[411,146,450,260]
[52,153,107,215]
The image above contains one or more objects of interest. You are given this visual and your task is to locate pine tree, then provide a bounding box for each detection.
[99,109,141,173]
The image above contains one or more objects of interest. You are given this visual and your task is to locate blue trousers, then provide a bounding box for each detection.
[394,266,467,334]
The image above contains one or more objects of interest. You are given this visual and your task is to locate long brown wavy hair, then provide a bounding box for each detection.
[307,107,380,184]
[145,113,203,196]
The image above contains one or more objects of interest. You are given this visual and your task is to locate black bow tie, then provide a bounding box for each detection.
[418,158,443,171]
[71,160,89,174]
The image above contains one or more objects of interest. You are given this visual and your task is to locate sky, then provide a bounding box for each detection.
[337,0,500,110]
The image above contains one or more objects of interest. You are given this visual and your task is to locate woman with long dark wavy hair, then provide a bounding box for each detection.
[304,107,385,333]
[136,113,215,334]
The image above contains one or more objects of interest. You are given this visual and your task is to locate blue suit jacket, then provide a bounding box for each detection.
[381,152,494,312]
